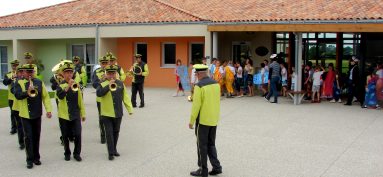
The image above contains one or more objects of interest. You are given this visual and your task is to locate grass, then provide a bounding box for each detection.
[0,89,55,108]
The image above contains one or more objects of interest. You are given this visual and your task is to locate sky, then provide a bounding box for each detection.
[0,0,72,17]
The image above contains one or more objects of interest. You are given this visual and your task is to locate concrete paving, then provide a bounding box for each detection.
[0,88,382,177]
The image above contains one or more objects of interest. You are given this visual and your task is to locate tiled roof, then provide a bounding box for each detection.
[162,0,383,22]
[0,0,203,28]
[0,0,382,28]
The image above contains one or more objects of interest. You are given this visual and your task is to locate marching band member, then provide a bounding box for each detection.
[56,63,86,162]
[108,54,126,82]
[14,64,52,169]
[2,59,20,135]
[96,65,133,160]
[128,54,149,108]
[73,56,88,87]
[92,56,109,144]
[9,64,26,150]
[24,52,38,78]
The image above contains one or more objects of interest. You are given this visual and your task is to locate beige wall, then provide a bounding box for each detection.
[17,40,37,64]
[0,27,96,40]
[218,32,273,67]
[99,38,117,58]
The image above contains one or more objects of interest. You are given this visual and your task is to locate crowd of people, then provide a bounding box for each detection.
[174,55,383,109]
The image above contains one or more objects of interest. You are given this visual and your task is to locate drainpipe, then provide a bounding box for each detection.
[95,24,99,62]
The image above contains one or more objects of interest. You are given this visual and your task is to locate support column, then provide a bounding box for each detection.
[294,32,303,105]
[212,32,218,58]
[204,32,212,65]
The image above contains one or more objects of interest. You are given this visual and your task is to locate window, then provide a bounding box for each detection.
[189,43,204,64]
[276,33,289,61]
[162,43,176,67]
[342,33,361,73]
[232,41,251,63]
[135,43,147,63]
[71,44,95,83]
[0,46,8,79]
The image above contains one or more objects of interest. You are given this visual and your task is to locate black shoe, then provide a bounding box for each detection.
[10,129,17,135]
[114,152,120,157]
[270,101,278,104]
[65,155,71,161]
[344,103,352,106]
[101,137,106,144]
[19,144,25,150]
[190,168,207,177]
[108,155,114,161]
[209,169,222,175]
[33,160,41,165]
[139,104,144,108]
[132,105,137,108]
[73,155,82,162]
[27,162,33,169]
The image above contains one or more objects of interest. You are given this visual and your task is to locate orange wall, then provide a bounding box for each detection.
[117,37,205,88]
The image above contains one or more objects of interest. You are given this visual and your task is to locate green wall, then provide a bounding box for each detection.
[35,38,94,83]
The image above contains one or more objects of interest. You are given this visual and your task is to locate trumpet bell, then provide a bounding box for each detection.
[71,83,79,92]
[187,96,193,102]
[110,83,117,91]
[28,89,38,97]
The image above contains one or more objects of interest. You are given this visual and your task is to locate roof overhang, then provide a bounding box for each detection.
[208,20,383,32]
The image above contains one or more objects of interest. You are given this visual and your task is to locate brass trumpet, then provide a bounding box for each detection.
[109,79,117,91]
[28,76,38,97]
[71,82,79,92]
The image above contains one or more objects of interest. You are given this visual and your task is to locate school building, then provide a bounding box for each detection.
[0,0,382,87]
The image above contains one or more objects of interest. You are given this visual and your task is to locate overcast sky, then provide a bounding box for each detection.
[0,0,72,17]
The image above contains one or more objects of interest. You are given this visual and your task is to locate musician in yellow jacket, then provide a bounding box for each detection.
[14,64,52,169]
[56,63,86,162]
[106,52,126,82]
[2,59,19,134]
[10,65,25,150]
[73,56,88,87]
[92,56,109,144]
[189,64,222,177]
[96,65,133,160]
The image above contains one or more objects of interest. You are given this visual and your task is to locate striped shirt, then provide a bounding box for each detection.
[269,61,281,78]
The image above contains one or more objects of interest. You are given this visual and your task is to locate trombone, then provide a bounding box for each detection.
[28,76,38,97]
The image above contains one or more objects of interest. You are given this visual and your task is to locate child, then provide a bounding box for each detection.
[290,66,297,91]
[173,59,185,97]
[363,68,379,109]
[312,65,324,103]
[281,63,288,97]
[235,61,244,97]
[213,60,224,96]
[260,63,268,96]
[224,60,235,98]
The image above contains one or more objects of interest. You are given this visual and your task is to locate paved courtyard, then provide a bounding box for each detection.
[0,88,383,177]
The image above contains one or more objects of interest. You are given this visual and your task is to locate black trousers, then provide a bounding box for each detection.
[59,118,82,156]
[14,111,24,147]
[346,80,363,105]
[97,102,105,139]
[21,117,41,163]
[131,82,144,106]
[101,116,122,155]
[8,100,17,131]
[195,123,222,176]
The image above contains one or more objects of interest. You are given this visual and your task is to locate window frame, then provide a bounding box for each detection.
[70,43,96,83]
[0,46,8,80]
[161,42,177,68]
[189,42,204,65]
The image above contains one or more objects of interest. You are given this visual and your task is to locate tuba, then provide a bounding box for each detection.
[28,76,38,97]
